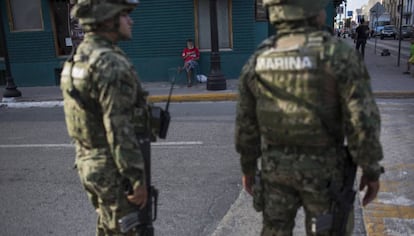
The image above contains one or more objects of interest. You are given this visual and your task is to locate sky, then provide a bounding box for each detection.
[346,0,369,12]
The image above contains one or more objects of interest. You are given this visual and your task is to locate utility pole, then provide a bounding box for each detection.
[0,7,21,100]
[206,0,226,91]
[372,5,379,55]
[397,0,404,66]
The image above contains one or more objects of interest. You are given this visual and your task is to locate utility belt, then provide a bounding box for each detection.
[262,138,340,154]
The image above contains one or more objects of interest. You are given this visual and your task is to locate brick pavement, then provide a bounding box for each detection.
[362,101,414,236]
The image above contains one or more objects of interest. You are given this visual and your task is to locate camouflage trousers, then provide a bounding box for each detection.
[259,146,354,236]
[76,148,140,236]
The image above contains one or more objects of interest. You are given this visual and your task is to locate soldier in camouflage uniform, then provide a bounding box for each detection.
[235,0,384,235]
[60,0,148,235]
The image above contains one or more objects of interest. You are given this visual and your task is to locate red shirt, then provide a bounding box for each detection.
[182,47,200,63]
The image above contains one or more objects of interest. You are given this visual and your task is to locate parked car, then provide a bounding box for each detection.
[374,25,385,37]
[380,25,397,39]
[397,25,414,39]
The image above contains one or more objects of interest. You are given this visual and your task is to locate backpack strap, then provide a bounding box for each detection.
[67,47,113,110]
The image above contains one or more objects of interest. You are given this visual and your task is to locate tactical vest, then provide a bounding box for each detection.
[254,33,343,147]
[60,47,148,148]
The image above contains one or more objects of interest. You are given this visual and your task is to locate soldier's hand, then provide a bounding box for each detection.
[127,185,148,209]
[359,175,380,207]
[242,175,254,196]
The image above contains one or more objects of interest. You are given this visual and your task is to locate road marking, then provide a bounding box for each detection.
[0,101,64,108]
[0,144,74,148]
[0,141,203,149]
[151,141,203,146]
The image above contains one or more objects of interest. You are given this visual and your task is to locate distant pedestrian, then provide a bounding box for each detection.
[355,19,370,58]
[403,39,414,74]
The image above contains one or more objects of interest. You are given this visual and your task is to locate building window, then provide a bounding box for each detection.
[7,0,43,31]
[256,0,268,21]
[50,0,84,56]
[195,0,233,50]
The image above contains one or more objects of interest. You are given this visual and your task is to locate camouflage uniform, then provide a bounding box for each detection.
[235,1,384,235]
[60,1,145,235]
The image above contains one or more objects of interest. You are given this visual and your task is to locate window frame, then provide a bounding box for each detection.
[6,0,44,32]
[255,0,268,22]
[49,0,83,57]
[194,0,233,52]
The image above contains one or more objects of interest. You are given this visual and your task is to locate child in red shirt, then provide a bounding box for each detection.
[181,39,200,87]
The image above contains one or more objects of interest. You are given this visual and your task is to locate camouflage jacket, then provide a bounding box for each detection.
[61,33,147,189]
[235,31,384,181]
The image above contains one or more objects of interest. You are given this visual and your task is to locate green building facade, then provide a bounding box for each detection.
[0,0,342,87]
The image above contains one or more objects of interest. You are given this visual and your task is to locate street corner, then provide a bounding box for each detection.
[362,163,414,236]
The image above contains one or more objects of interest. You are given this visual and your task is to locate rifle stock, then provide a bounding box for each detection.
[119,185,158,234]
[119,68,178,234]
[119,134,158,235]
[313,146,357,235]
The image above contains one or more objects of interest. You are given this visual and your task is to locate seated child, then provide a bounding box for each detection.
[181,39,200,87]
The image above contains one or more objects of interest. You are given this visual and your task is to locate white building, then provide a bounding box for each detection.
[383,0,414,26]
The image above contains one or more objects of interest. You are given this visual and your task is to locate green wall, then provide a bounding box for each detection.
[0,0,257,86]
[0,0,338,87]
[326,1,335,28]
[1,0,64,86]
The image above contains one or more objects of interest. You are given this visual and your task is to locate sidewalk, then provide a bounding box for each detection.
[1,38,414,105]
[0,79,239,105]
[354,37,414,98]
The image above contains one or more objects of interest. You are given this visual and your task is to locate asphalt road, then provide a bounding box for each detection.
[1,100,413,236]
[0,102,241,236]
[365,36,410,60]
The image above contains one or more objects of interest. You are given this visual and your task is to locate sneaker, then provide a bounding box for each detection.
[403,71,410,74]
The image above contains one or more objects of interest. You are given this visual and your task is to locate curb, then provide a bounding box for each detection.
[148,93,238,103]
[149,91,414,102]
[1,91,414,108]
[149,91,414,103]
[373,91,414,99]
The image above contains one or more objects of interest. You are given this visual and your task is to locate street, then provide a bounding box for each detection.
[0,102,241,236]
[362,36,410,60]
[1,100,414,235]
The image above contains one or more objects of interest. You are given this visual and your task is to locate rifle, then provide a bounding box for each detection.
[119,135,158,235]
[312,146,357,236]
[118,68,178,235]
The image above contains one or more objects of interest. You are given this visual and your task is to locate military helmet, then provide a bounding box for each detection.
[71,0,139,26]
[263,0,329,23]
